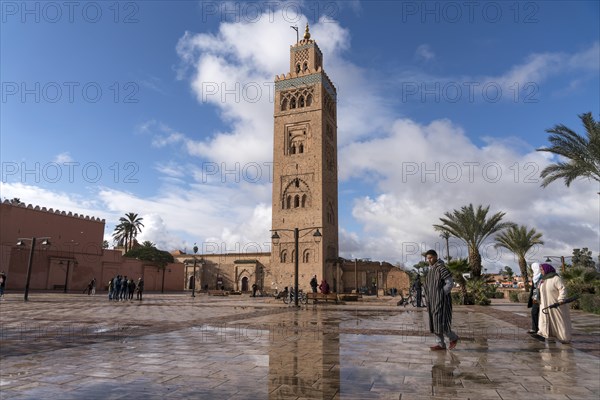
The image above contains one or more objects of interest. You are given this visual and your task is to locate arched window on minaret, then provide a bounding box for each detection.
[290,98,296,109]
[291,250,295,263]
[286,195,291,209]
[306,94,312,106]
[281,250,287,263]
[296,63,301,74]
[299,143,304,154]
[295,178,299,187]
[303,62,308,72]
[290,144,296,154]
[301,194,307,207]
[281,98,288,111]
[303,250,310,263]
[294,195,300,208]
[299,96,305,108]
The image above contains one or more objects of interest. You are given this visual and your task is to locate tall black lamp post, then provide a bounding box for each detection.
[16,237,51,301]
[192,243,198,297]
[271,227,322,306]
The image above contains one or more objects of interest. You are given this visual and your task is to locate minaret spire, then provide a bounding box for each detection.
[303,23,311,40]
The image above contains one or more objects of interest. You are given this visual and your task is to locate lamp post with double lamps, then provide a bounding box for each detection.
[191,243,199,297]
[16,237,51,301]
[271,227,322,306]
[544,256,573,273]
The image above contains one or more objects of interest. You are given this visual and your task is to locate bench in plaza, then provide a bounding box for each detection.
[208,290,229,296]
[338,294,359,301]
[307,293,338,304]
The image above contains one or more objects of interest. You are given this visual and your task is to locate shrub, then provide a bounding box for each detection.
[509,291,519,302]
[517,291,530,303]
[451,291,474,305]
[494,292,505,299]
[579,293,600,315]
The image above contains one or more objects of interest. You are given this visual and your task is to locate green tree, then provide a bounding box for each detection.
[112,213,144,252]
[434,204,515,277]
[412,260,429,280]
[572,248,595,269]
[141,241,156,248]
[102,240,109,249]
[537,112,600,188]
[501,266,514,281]
[495,225,544,289]
[124,246,174,266]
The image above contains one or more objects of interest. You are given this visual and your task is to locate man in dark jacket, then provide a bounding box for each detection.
[412,275,423,307]
[310,275,318,293]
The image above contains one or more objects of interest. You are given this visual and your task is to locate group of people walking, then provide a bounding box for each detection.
[108,275,144,301]
[421,249,574,352]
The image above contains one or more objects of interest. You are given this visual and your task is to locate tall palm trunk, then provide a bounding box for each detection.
[469,247,482,277]
[518,255,529,290]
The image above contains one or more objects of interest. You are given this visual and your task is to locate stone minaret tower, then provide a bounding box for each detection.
[271,24,339,292]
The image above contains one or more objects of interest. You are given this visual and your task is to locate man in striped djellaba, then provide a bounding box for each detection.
[424,250,459,351]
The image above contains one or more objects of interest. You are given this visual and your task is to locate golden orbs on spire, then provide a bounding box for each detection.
[303,23,311,40]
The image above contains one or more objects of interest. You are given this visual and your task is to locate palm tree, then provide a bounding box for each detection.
[112,213,144,252]
[112,223,128,251]
[434,204,515,277]
[537,112,600,188]
[141,241,156,248]
[495,225,544,289]
[436,229,452,261]
[447,258,470,304]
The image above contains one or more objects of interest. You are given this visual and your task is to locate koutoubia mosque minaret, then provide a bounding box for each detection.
[270,23,339,291]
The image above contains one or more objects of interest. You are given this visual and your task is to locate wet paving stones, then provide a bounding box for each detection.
[1,293,599,399]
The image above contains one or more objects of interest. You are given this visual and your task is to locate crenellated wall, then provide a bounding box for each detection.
[0,202,184,293]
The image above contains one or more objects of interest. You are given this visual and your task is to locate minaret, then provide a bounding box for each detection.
[270,24,339,291]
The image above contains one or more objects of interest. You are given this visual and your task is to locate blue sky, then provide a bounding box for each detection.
[2,1,599,272]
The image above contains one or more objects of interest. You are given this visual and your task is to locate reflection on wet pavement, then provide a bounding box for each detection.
[1,294,598,399]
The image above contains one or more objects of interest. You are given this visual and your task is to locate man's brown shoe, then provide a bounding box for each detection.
[448,339,459,350]
[430,345,446,351]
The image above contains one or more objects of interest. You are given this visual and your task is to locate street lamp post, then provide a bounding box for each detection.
[354,258,358,294]
[192,243,198,297]
[544,256,571,273]
[63,260,70,293]
[271,227,322,306]
[16,237,51,301]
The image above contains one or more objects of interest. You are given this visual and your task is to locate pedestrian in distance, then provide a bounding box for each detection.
[0,271,7,300]
[310,275,318,293]
[136,277,144,301]
[527,263,542,334]
[423,249,459,351]
[412,274,423,307]
[252,283,258,297]
[319,279,330,294]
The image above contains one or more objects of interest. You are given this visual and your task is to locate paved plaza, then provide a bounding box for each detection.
[0,293,599,400]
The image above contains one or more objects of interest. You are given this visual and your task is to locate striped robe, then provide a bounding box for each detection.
[424,260,453,334]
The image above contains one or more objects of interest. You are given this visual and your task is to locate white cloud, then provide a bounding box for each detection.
[415,44,435,62]
[54,152,73,163]
[338,118,599,269]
